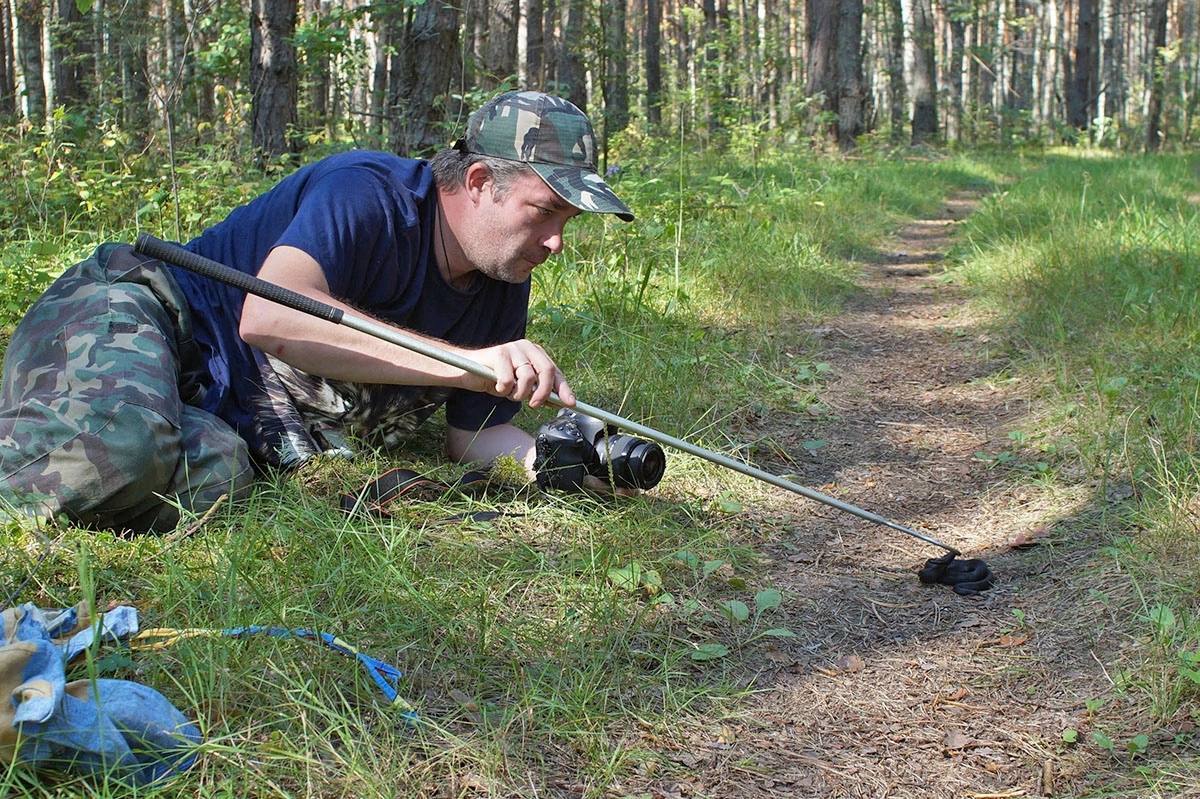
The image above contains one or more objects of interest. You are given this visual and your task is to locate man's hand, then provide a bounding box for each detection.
[446,424,640,497]
[467,339,576,409]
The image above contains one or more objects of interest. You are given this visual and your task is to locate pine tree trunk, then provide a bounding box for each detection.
[117,0,149,133]
[52,0,86,107]
[1144,0,1167,149]
[250,0,298,160]
[521,0,543,84]
[390,0,459,154]
[702,0,718,133]
[805,0,835,115]
[370,7,389,136]
[0,0,13,115]
[904,0,937,141]
[302,0,328,133]
[183,0,213,125]
[949,15,964,141]
[1067,0,1096,129]
[835,0,864,148]
[887,0,907,140]
[645,0,661,125]
[977,3,993,127]
[15,0,45,120]
[1008,0,1032,115]
[558,0,585,109]
[483,0,517,88]
[1180,0,1197,141]
[604,0,629,136]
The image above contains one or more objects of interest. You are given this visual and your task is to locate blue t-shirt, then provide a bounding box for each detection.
[174,151,528,463]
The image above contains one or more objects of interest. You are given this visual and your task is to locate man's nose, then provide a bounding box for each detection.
[543,228,565,254]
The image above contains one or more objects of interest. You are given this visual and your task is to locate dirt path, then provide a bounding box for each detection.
[624,194,1131,798]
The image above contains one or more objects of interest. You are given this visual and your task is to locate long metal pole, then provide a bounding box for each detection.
[134,234,960,556]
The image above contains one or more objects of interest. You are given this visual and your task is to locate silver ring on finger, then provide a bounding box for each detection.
[514,361,533,372]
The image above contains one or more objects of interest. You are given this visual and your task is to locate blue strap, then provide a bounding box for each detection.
[223,626,417,723]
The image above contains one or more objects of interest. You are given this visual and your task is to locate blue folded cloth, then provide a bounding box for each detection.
[0,602,200,785]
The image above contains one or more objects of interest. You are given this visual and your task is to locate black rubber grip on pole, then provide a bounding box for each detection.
[133,234,345,325]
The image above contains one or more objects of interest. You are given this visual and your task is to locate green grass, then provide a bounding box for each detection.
[946,148,1200,792]
[0,122,998,795]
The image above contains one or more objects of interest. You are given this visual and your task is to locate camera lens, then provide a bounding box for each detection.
[595,434,666,490]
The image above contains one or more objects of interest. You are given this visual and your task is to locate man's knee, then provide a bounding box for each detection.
[174,405,255,511]
[0,399,180,528]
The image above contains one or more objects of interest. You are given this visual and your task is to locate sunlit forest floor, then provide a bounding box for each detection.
[0,134,1197,797]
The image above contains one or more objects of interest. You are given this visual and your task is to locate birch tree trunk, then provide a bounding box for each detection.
[15,0,45,120]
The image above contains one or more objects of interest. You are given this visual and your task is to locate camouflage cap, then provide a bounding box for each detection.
[455,91,634,222]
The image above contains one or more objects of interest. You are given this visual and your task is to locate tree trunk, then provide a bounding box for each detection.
[250,0,298,161]
[118,0,149,133]
[15,0,45,120]
[645,0,661,125]
[886,0,906,140]
[181,0,212,126]
[482,0,517,88]
[302,0,328,134]
[1067,0,1096,130]
[903,0,937,142]
[370,6,389,136]
[390,0,460,155]
[1008,0,1032,114]
[521,0,543,85]
[806,0,835,109]
[557,0,585,109]
[1144,0,1167,149]
[51,0,86,108]
[1180,0,1197,141]
[0,0,16,115]
[949,12,965,141]
[835,0,864,149]
[604,0,629,136]
[702,0,719,133]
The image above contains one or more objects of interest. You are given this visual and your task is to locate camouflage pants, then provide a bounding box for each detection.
[0,244,254,533]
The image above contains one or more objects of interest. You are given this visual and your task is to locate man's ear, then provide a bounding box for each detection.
[463,162,493,205]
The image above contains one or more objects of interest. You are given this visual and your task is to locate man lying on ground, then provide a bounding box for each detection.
[0,90,634,533]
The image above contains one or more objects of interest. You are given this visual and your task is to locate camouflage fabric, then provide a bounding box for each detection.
[456,90,635,222]
[0,244,253,533]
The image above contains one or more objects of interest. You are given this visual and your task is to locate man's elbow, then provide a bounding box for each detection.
[238,298,275,351]
[444,429,473,463]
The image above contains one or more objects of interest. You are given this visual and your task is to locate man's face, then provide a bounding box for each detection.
[460,169,581,284]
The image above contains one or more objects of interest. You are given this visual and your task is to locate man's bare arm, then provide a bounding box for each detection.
[240,246,576,405]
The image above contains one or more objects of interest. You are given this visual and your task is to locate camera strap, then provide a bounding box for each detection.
[339,468,518,523]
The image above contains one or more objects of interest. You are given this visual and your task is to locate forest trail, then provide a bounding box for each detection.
[621,193,1131,798]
